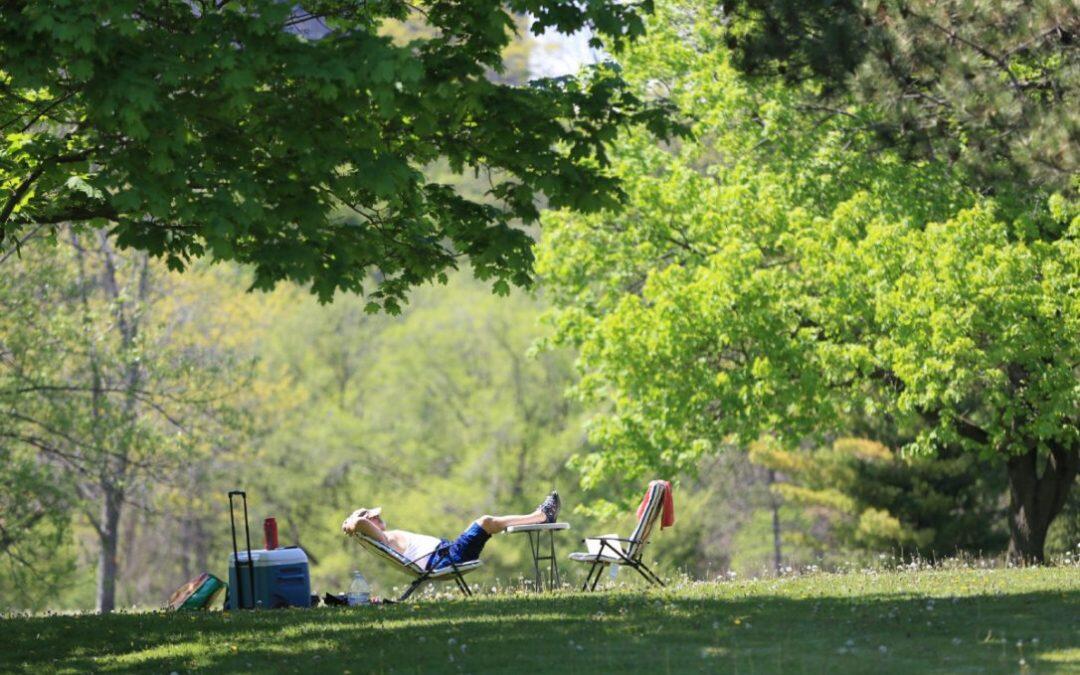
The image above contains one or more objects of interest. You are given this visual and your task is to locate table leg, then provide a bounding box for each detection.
[529,530,542,591]
[548,529,560,590]
[519,529,563,592]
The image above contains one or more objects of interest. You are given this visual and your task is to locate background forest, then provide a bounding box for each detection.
[2,0,1077,614]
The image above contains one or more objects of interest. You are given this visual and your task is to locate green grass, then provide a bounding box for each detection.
[3,567,1077,673]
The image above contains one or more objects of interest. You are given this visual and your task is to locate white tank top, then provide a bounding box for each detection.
[399,530,442,568]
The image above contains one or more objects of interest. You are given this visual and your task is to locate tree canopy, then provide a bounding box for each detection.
[538,0,1079,561]
[0,0,681,309]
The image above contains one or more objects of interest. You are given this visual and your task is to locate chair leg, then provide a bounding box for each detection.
[398,575,428,602]
[446,562,473,598]
[590,563,606,591]
[582,561,601,591]
[631,561,665,587]
[453,573,473,597]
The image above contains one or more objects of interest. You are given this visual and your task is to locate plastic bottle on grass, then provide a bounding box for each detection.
[348,571,371,606]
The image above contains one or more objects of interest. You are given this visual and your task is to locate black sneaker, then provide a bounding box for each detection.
[538,490,561,523]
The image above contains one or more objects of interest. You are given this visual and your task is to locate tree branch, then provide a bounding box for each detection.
[0,165,48,230]
[913,12,1024,93]
[0,223,44,265]
[16,203,117,226]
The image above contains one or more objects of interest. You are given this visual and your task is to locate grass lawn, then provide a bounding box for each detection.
[2,566,1077,673]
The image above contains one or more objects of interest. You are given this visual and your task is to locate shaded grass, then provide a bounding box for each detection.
[2,567,1077,673]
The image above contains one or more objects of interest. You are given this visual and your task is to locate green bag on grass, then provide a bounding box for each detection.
[168,572,226,611]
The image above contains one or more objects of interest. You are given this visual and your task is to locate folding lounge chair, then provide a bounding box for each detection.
[569,481,667,591]
[353,534,483,602]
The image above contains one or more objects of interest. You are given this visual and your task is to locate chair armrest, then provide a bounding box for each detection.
[581,536,637,544]
[580,536,640,564]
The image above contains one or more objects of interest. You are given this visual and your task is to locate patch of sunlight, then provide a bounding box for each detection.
[270,611,572,635]
[1038,648,1080,664]
[97,638,342,668]
[220,639,338,656]
[699,646,729,659]
[96,641,212,667]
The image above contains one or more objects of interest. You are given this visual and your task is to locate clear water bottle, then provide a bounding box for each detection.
[347,570,371,606]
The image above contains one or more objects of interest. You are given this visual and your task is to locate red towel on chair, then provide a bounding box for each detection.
[636,480,675,529]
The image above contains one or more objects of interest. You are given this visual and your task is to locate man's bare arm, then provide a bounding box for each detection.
[341,511,389,545]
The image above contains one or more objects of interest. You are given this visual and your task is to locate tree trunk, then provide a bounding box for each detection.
[1006,442,1079,564]
[96,486,122,613]
[767,469,783,574]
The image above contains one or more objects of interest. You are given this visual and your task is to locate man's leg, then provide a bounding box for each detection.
[430,492,561,570]
[428,514,540,571]
[475,510,545,535]
[476,490,561,534]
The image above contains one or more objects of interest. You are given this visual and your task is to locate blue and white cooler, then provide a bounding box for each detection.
[228,546,311,609]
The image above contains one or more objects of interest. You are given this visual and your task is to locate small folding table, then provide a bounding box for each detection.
[504,522,570,592]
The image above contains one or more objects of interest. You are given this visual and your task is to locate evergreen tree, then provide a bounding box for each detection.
[750,438,1008,558]
[720,0,1078,200]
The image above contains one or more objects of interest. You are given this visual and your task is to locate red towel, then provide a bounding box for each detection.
[636,480,675,529]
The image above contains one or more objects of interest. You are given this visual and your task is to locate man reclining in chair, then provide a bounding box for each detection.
[341,491,560,571]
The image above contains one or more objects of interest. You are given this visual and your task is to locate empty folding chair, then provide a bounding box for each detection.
[569,480,670,590]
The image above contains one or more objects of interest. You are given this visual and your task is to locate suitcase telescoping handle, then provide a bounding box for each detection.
[228,490,256,609]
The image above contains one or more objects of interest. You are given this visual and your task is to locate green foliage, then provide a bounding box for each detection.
[0,0,684,308]
[0,445,74,609]
[720,0,1079,198]
[0,231,249,610]
[1046,486,1080,556]
[538,0,1078,558]
[1,15,625,608]
[751,438,1008,558]
[244,274,600,592]
[100,266,601,601]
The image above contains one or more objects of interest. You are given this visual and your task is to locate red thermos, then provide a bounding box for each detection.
[263,517,279,550]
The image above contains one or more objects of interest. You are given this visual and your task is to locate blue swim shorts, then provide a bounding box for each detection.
[428,523,490,571]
